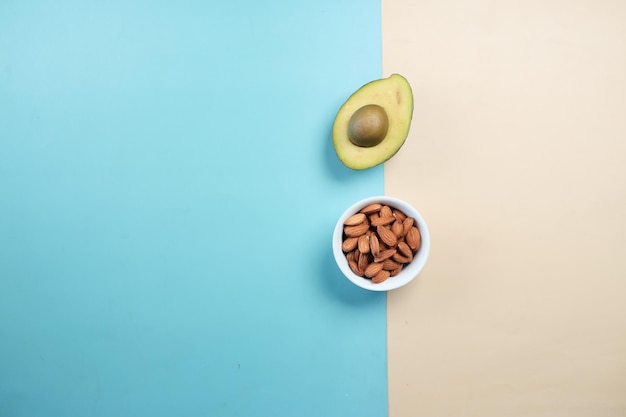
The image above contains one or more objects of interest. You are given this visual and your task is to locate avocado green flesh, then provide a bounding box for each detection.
[332,74,414,170]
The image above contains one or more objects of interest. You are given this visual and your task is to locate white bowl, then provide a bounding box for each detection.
[332,196,431,291]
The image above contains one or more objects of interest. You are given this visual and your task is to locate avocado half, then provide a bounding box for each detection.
[332,74,414,170]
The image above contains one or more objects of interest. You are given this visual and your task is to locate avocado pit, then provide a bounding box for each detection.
[348,104,389,147]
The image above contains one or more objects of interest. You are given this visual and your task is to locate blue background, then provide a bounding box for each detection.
[0,1,386,416]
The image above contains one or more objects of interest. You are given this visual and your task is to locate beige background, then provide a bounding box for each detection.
[382,0,626,415]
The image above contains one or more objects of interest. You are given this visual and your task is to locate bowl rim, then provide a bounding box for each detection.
[333,195,430,291]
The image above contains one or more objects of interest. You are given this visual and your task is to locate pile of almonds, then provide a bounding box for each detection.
[342,203,421,284]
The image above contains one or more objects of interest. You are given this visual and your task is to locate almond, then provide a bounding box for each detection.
[371,216,395,227]
[344,222,369,237]
[382,259,401,271]
[364,262,383,278]
[391,220,403,238]
[393,252,412,264]
[377,225,397,247]
[397,241,413,258]
[360,203,382,215]
[358,234,370,254]
[369,234,380,258]
[374,248,397,263]
[346,250,356,263]
[406,226,421,250]
[349,260,362,276]
[351,249,361,267]
[380,205,393,218]
[390,266,403,277]
[344,213,366,226]
[402,217,415,236]
[342,236,359,252]
[358,252,370,272]
[393,209,407,222]
[372,270,390,284]
[368,213,380,223]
